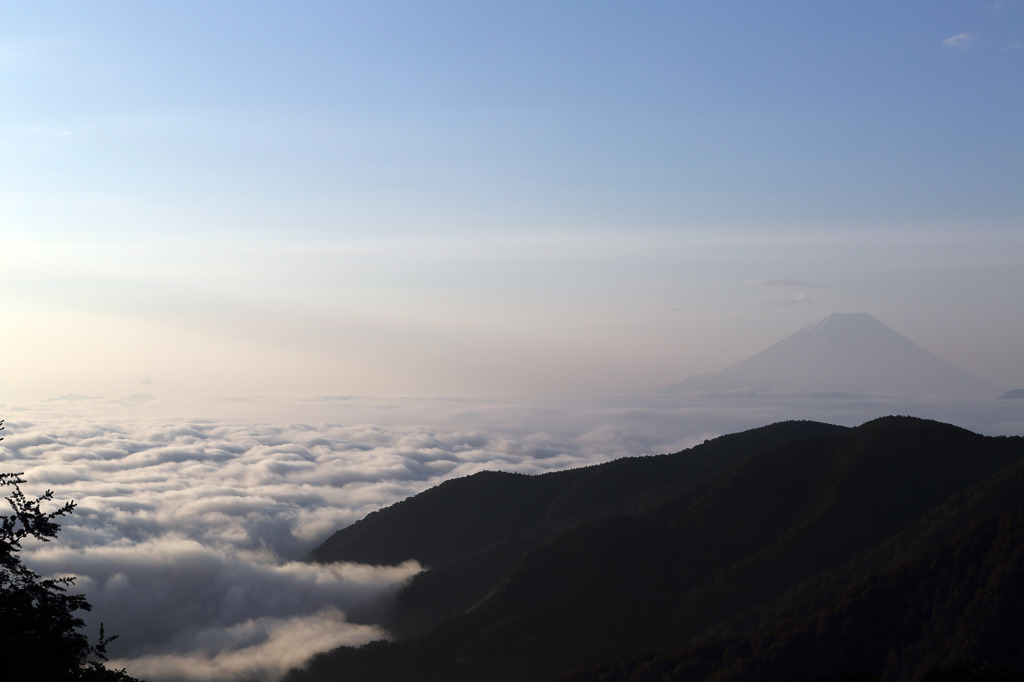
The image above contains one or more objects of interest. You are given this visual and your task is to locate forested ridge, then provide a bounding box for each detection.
[290,416,1024,682]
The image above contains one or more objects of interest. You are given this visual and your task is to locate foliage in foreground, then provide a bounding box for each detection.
[0,421,143,681]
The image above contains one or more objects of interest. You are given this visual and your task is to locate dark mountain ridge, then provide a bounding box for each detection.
[289,417,1024,682]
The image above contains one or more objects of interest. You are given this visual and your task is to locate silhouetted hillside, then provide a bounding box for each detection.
[287,417,1024,682]
[557,509,1024,681]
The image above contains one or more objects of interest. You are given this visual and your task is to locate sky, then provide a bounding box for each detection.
[2,1,1023,401]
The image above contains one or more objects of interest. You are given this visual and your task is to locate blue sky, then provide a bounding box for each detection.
[2,1,1023,399]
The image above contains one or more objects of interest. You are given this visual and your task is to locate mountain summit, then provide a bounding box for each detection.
[662,312,999,396]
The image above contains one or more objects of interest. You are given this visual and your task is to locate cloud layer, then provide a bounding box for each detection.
[2,399,626,681]
[2,394,1021,681]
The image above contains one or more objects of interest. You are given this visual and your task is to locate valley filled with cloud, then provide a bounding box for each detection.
[3,393,1021,681]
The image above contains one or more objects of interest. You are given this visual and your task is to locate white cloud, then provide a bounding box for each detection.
[3,395,1020,680]
[29,539,420,675]
[3,400,625,680]
[108,609,385,682]
[942,32,977,50]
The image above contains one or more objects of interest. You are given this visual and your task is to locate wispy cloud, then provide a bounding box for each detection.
[751,278,825,306]
[109,609,386,682]
[0,38,59,70]
[942,32,977,50]
[17,124,77,139]
[768,292,816,306]
[983,0,1021,11]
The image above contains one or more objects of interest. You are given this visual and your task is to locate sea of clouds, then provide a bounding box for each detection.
[2,392,1021,682]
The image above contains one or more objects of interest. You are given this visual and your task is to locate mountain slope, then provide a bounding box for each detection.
[661,313,999,396]
[558,459,1024,681]
[310,420,846,637]
[287,417,1024,682]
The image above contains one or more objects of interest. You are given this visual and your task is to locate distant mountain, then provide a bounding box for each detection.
[289,417,1024,682]
[661,312,999,396]
[999,389,1024,400]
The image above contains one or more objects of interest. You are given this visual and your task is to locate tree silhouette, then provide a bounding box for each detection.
[0,420,143,681]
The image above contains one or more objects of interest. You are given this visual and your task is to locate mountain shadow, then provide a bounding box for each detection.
[286,417,1024,682]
